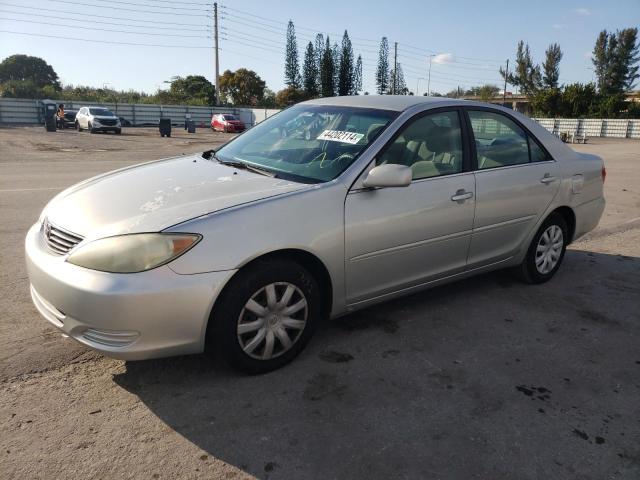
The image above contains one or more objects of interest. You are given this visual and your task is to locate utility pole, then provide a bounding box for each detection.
[392,42,398,95]
[213,2,220,105]
[502,59,509,105]
[427,54,434,96]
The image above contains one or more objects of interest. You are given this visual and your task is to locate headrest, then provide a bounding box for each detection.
[424,125,460,153]
[365,123,385,142]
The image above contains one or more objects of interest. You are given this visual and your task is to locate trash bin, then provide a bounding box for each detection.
[159,118,171,137]
[187,120,196,133]
[41,99,57,132]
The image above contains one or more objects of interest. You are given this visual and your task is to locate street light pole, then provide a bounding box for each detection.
[416,77,426,96]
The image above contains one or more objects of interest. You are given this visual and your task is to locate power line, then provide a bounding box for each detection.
[220,4,379,44]
[3,3,210,28]
[0,30,213,48]
[75,0,212,12]
[51,0,210,17]
[0,16,210,38]
[0,8,210,31]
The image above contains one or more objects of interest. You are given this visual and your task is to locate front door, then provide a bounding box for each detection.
[344,109,476,305]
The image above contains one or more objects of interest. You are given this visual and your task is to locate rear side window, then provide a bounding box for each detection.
[469,110,529,169]
[529,138,551,162]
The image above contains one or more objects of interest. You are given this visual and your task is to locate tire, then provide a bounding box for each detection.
[89,122,96,133]
[208,258,322,374]
[517,212,568,284]
[115,129,122,135]
[76,121,82,132]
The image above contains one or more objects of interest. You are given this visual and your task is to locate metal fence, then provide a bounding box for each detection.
[2,98,639,139]
[532,118,640,139]
[0,97,280,128]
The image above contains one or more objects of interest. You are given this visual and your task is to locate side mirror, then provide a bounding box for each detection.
[362,164,412,188]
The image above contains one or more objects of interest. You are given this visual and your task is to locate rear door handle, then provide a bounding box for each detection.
[451,190,473,202]
[540,173,557,184]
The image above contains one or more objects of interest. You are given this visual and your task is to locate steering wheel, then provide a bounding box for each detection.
[320,152,354,169]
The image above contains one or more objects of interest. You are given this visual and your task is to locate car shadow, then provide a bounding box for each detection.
[113,249,640,479]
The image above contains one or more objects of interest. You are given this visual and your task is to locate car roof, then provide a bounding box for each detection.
[302,95,465,112]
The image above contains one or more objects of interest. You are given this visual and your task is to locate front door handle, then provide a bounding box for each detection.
[451,190,473,202]
[540,173,557,184]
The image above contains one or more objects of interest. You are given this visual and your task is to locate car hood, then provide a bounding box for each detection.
[44,154,309,240]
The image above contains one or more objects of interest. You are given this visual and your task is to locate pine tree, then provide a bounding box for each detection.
[592,31,610,92]
[542,43,563,88]
[592,29,639,94]
[376,37,390,94]
[331,42,340,96]
[338,30,354,96]
[302,42,319,97]
[389,64,407,95]
[320,37,335,97]
[284,20,300,88]
[314,33,325,92]
[615,28,639,91]
[353,55,363,95]
[500,40,541,96]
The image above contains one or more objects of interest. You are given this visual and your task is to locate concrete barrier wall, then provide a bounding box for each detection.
[0,97,281,128]
[533,118,640,139]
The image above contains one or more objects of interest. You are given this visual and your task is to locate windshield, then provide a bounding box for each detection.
[223,114,238,120]
[215,105,397,183]
[89,108,114,116]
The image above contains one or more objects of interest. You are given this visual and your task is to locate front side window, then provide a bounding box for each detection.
[377,110,463,180]
[215,105,397,183]
[469,110,529,169]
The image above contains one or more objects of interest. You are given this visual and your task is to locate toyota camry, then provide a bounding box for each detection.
[26,96,605,373]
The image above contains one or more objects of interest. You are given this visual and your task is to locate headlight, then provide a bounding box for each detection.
[67,233,201,273]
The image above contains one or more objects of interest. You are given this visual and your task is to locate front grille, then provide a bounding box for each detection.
[100,119,117,126]
[42,219,84,255]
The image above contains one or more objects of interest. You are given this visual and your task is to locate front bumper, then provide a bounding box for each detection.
[92,124,120,131]
[25,223,236,360]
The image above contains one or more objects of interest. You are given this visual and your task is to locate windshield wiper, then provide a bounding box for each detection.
[202,149,277,178]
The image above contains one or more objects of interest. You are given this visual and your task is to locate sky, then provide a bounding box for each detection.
[1,0,639,96]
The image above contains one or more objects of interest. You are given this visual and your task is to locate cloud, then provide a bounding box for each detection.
[432,53,453,65]
[575,8,591,15]
[553,23,567,30]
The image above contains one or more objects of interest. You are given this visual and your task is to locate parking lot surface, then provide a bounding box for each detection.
[1,127,639,479]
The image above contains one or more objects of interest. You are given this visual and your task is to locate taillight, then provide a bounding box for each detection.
[601,165,606,183]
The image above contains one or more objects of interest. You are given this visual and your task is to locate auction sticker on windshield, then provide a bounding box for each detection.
[317,130,365,144]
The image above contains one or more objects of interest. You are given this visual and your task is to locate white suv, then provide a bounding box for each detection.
[75,107,121,134]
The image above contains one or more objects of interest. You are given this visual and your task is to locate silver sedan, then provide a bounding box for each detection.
[25,96,605,373]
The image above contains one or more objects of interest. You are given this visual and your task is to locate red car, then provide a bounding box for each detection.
[211,113,246,133]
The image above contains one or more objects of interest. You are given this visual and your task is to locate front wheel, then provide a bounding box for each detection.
[89,122,96,133]
[115,129,121,134]
[76,121,82,132]
[517,212,568,284]
[209,258,322,374]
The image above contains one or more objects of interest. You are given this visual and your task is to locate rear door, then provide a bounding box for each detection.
[465,108,560,267]
[344,109,476,304]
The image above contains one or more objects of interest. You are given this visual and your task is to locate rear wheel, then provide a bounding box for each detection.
[517,212,568,284]
[209,258,321,374]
